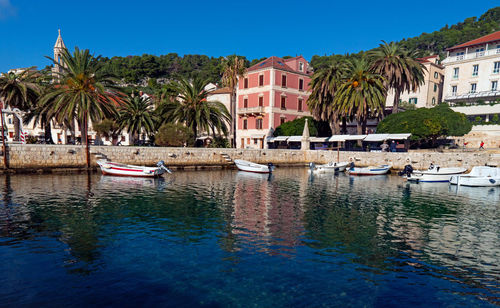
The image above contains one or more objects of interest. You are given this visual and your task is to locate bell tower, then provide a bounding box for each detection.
[52,29,66,78]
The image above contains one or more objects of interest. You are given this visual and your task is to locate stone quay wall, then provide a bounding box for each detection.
[0,144,499,172]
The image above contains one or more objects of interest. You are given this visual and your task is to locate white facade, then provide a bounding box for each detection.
[442,33,500,104]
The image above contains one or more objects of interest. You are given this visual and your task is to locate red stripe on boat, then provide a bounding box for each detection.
[110,167,143,172]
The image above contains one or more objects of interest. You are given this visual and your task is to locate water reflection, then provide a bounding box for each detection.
[0,170,498,306]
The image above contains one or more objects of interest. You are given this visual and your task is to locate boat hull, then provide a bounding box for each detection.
[234,159,273,173]
[348,165,391,176]
[311,162,348,173]
[97,160,166,177]
[450,176,500,187]
[407,168,466,183]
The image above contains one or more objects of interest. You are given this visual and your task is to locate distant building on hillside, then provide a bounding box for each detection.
[385,55,444,109]
[236,56,312,149]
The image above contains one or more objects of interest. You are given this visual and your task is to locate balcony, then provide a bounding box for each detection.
[237,106,265,115]
[442,48,500,64]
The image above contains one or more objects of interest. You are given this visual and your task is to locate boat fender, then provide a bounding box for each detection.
[309,162,316,170]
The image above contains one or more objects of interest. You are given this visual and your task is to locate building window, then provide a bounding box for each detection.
[243,98,248,108]
[497,45,500,54]
[299,79,304,91]
[433,84,437,92]
[470,83,477,93]
[492,81,498,91]
[244,78,248,89]
[8,118,12,124]
[409,98,417,104]
[253,139,258,145]
[299,62,304,72]
[472,64,479,76]
[280,96,286,109]
[256,118,263,129]
[247,138,250,145]
[121,136,125,141]
[432,97,436,105]
[494,62,500,74]
[453,67,459,79]
[280,117,286,125]
[452,85,457,96]
[281,74,287,88]
[258,96,264,107]
[434,72,438,79]
[243,119,248,129]
[259,74,264,86]
[298,98,303,111]
[9,132,13,138]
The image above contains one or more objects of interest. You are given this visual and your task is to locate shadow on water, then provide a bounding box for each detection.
[0,169,498,306]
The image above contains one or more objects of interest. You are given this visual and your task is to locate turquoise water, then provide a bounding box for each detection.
[0,169,498,307]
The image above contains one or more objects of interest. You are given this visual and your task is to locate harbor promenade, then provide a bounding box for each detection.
[0,144,499,173]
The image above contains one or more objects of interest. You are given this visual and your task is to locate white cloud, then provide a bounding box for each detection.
[0,0,16,20]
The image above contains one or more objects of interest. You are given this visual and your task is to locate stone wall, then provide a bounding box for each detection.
[0,144,499,172]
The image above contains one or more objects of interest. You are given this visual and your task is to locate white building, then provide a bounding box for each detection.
[386,55,444,108]
[442,30,500,105]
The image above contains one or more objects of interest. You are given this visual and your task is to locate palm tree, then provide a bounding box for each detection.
[40,47,119,167]
[334,57,386,136]
[308,60,345,134]
[369,41,426,113]
[162,77,231,144]
[221,56,246,147]
[0,68,40,168]
[117,95,155,144]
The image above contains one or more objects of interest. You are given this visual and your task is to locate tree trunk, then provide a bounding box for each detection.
[341,117,347,134]
[392,88,401,114]
[44,121,53,144]
[329,120,339,135]
[84,113,90,169]
[231,90,236,148]
[362,118,367,134]
[0,106,8,169]
[356,118,363,147]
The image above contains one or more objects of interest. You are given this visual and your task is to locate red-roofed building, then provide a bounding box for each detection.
[442,31,500,105]
[236,56,312,149]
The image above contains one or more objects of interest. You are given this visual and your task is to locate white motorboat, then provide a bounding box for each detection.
[347,164,391,176]
[309,161,349,173]
[234,159,274,173]
[406,164,466,183]
[450,166,500,187]
[97,159,172,177]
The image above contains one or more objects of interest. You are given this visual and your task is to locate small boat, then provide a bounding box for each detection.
[406,164,466,183]
[347,164,391,176]
[97,159,172,177]
[234,159,274,173]
[309,161,349,173]
[450,166,500,187]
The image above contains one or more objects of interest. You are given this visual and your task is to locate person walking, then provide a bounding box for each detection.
[390,140,396,152]
[381,141,389,152]
[479,141,485,150]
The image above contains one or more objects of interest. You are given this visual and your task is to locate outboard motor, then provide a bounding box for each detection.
[349,161,355,171]
[398,164,413,177]
[157,160,173,174]
[268,163,275,173]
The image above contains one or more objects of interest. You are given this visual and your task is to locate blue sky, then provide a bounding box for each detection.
[0,0,498,72]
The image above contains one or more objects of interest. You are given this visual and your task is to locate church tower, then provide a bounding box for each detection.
[52,29,66,78]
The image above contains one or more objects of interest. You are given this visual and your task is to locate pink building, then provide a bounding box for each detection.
[236,56,312,149]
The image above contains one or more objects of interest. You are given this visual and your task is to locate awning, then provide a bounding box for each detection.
[388,133,411,140]
[344,135,367,140]
[273,136,289,142]
[287,136,302,142]
[310,137,329,143]
[328,135,347,142]
[364,134,389,142]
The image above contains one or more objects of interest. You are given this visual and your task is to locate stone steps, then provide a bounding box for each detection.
[221,153,233,164]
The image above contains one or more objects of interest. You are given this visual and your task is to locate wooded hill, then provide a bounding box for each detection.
[98,7,500,84]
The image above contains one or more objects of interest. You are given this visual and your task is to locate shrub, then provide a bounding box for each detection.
[155,123,193,147]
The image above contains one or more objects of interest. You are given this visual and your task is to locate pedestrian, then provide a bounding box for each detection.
[381,141,389,152]
[390,140,396,152]
[479,141,485,150]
